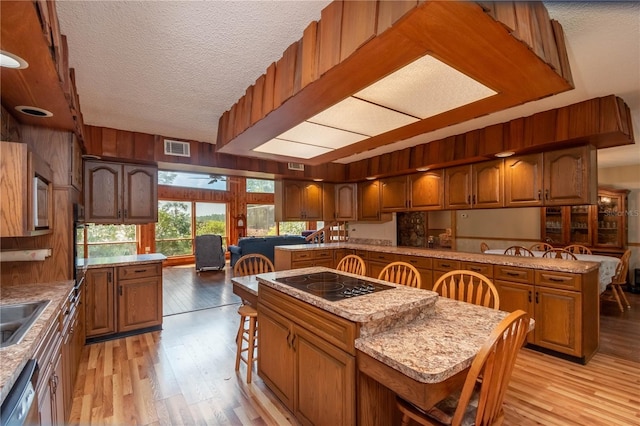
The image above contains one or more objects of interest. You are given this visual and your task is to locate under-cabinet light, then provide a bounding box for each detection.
[15,106,53,118]
[0,51,28,69]
[495,151,515,158]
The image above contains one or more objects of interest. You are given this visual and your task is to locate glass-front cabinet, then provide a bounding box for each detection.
[541,187,629,253]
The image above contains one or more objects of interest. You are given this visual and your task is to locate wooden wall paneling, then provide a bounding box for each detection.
[513,1,545,60]
[273,42,298,109]
[243,86,254,130]
[317,1,344,76]
[550,19,574,85]
[263,63,276,116]
[233,95,246,137]
[568,98,599,140]
[100,127,118,157]
[340,0,378,61]
[115,128,134,159]
[462,130,480,159]
[505,117,526,152]
[1,106,22,141]
[477,123,504,155]
[409,144,426,169]
[293,40,304,95]
[300,21,319,90]
[618,98,633,139]
[486,2,517,33]
[250,78,265,126]
[227,101,238,141]
[533,2,561,72]
[58,34,70,95]
[34,0,52,46]
[376,0,417,34]
[133,132,155,161]
[527,109,557,148]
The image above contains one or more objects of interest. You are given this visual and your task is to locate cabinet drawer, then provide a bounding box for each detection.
[433,259,461,271]
[118,263,161,280]
[314,250,332,260]
[405,256,432,269]
[494,266,533,284]
[367,251,397,263]
[461,262,493,278]
[291,260,315,269]
[292,251,314,261]
[535,271,581,291]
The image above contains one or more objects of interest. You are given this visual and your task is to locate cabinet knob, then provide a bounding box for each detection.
[545,189,549,200]
[537,190,542,200]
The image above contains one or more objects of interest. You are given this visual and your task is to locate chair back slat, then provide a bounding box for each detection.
[542,248,577,260]
[336,254,366,275]
[565,244,592,254]
[233,253,275,277]
[433,270,500,310]
[377,261,421,288]
[504,245,534,256]
[529,242,553,251]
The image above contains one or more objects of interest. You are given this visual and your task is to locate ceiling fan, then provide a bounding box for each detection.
[189,174,227,184]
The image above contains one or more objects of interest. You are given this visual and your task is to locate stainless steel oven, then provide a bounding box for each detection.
[0,359,39,426]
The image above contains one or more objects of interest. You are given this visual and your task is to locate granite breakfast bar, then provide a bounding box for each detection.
[234,267,517,426]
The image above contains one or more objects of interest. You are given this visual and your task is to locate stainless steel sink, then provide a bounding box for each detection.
[0,300,50,348]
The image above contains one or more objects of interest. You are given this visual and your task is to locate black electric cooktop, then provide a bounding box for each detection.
[274,271,394,301]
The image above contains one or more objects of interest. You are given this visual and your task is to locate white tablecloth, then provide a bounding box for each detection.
[484,249,620,293]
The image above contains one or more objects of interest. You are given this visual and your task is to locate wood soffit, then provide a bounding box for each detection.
[215,1,577,165]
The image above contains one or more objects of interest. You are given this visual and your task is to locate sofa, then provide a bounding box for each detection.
[228,235,308,267]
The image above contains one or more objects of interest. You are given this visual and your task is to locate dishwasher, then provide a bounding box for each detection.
[0,359,39,426]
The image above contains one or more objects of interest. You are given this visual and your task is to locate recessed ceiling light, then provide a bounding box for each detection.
[495,151,515,158]
[0,51,28,69]
[416,167,430,172]
[15,106,53,118]
[366,176,377,180]
[253,138,332,159]
[313,178,324,182]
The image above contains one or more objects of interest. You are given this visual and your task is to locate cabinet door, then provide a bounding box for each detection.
[473,159,504,208]
[568,205,592,245]
[294,326,355,426]
[444,165,472,209]
[410,170,444,210]
[118,275,162,332]
[495,281,535,343]
[534,287,582,356]
[52,351,65,425]
[541,206,569,245]
[380,176,408,211]
[303,182,324,220]
[282,181,305,220]
[334,184,357,221]
[123,164,158,224]
[258,305,295,410]
[504,154,544,207]
[84,161,122,223]
[543,146,596,206]
[85,268,116,337]
[358,181,382,221]
[594,189,628,248]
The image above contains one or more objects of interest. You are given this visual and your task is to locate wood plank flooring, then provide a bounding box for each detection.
[68,265,640,425]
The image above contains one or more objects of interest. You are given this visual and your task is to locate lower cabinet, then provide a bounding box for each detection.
[258,286,356,425]
[86,262,163,340]
[35,311,65,425]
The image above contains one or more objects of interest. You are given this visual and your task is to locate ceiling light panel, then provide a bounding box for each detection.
[253,138,332,159]
[278,121,368,149]
[355,55,497,119]
[308,97,419,136]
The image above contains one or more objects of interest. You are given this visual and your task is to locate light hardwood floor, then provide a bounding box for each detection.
[69,266,640,425]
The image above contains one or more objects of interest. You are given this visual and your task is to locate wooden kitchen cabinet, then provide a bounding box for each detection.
[380,170,444,212]
[35,308,64,426]
[334,183,358,221]
[84,160,158,224]
[543,145,597,205]
[445,160,503,209]
[358,180,391,221]
[275,180,324,221]
[504,153,544,207]
[258,285,356,425]
[85,267,116,337]
[85,262,163,340]
[0,141,53,237]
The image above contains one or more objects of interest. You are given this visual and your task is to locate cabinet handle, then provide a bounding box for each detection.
[124,209,128,218]
[467,195,471,204]
[548,277,565,282]
[291,334,296,352]
[441,263,451,268]
[472,194,476,204]
[118,209,122,218]
[119,285,123,296]
[134,269,147,273]
[528,291,532,303]
[469,267,481,272]
[537,190,542,200]
[506,271,523,277]
[286,330,292,348]
[107,271,112,282]
[535,291,539,304]
[545,189,549,200]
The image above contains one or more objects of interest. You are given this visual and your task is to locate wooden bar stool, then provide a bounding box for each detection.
[235,304,258,383]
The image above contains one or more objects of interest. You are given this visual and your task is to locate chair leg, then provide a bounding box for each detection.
[611,285,625,312]
[617,284,632,309]
[235,315,246,371]
[246,316,257,383]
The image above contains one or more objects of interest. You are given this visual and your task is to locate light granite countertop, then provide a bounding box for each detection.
[78,253,167,269]
[0,280,74,405]
[275,243,599,274]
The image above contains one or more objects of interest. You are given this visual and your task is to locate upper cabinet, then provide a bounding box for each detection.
[84,160,158,224]
[445,160,504,209]
[334,183,357,221]
[505,146,597,207]
[275,180,325,221]
[381,171,444,212]
[358,180,391,222]
[1,141,53,237]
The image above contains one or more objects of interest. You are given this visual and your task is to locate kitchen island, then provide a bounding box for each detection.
[275,243,600,364]
[243,267,518,425]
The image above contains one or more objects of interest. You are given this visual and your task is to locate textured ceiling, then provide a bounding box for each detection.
[56,1,639,169]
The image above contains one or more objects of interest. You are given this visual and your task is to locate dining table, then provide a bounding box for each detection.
[484,249,620,293]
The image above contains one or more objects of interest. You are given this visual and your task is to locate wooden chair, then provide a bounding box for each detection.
[605,249,631,312]
[542,248,577,260]
[565,244,592,255]
[432,270,500,310]
[336,254,366,276]
[378,261,422,288]
[480,242,490,253]
[233,254,274,383]
[233,253,275,277]
[529,242,553,252]
[503,246,534,257]
[397,310,530,426]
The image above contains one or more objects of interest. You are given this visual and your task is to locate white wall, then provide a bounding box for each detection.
[349,214,397,246]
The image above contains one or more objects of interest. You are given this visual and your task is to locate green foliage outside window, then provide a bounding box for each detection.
[156,201,192,256]
[279,221,306,235]
[86,224,136,257]
[246,178,275,193]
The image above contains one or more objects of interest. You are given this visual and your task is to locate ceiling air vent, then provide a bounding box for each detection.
[164,139,190,157]
[288,162,305,171]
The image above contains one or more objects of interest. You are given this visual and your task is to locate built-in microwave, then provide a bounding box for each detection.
[33,176,50,229]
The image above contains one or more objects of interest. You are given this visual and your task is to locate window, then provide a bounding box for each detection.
[247,204,276,236]
[158,170,228,191]
[156,200,228,257]
[279,221,307,235]
[246,178,274,193]
[156,201,193,256]
[86,224,137,257]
